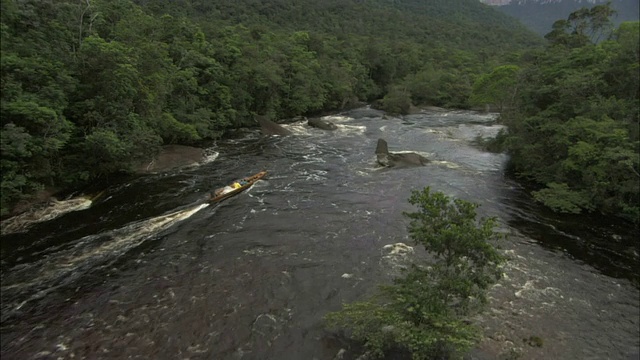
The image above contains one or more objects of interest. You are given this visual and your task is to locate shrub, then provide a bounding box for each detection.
[326,187,505,359]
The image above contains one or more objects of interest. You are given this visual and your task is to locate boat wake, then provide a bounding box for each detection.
[1,203,209,323]
[1,197,93,236]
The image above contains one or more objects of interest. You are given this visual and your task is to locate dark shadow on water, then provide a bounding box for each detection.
[503,179,639,287]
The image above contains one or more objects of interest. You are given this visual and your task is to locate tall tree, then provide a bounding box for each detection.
[469,65,521,112]
[495,9,640,221]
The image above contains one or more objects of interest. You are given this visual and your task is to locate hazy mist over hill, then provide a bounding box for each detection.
[481,0,639,35]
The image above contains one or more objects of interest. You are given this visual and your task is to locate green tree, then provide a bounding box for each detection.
[469,65,521,112]
[1,123,37,216]
[0,53,75,213]
[532,116,639,217]
[0,0,544,214]
[277,31,327,117]
[326,188,504,359]
[378,85,412,115]
[500,16,639,221]
[545,2,617,46]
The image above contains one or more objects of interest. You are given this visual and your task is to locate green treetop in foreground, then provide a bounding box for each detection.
[326,187,505,359]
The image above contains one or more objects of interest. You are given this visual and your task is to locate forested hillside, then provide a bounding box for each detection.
[470,4,639,221]
[0,0,542,216]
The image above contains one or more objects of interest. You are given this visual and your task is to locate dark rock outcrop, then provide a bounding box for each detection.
[375,139,429,167]
[256,115,292,136]
[308,118,338,130]
[135,145,204,173]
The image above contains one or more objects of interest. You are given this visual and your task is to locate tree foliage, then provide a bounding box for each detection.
[544,2,618,47]
[477,3,639,222]
[326,188,504,359]
[469,65,520,112]
[378,86,413,115]
[0,0,544,215]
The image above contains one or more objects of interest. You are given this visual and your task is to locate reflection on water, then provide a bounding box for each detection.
[0,108,637,360]
[503,182,640,286]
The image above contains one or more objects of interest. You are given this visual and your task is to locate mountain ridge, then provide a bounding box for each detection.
[482,0,602,5]
[480,0,639,35]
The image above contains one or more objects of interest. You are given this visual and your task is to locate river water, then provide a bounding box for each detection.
[1,108,638,360]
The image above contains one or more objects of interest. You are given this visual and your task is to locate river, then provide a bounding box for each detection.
[1,107,638,360]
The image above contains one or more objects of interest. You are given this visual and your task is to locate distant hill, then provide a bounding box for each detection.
[486,0,639,35]
[139,0,544,52]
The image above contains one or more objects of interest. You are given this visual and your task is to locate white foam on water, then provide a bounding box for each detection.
[1,198,93,235]
[451,124,506,142]
[201,150,220,164]
[335,124,366,136]
[322,115,353,122]
[473,238,639,359]
[281,121,311,135]
[3,203,209,310]
[383,243,414,256]
[432,160,461,169]
[392,150,433,158]
[380,242,415,276]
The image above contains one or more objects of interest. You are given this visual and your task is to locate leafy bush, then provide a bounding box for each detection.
[326,187,505,359]
[378,86,413,115]
[532,182,593,214]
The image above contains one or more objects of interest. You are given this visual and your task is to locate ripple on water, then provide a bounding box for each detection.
[476,235,639,360]
[1,108,637,360]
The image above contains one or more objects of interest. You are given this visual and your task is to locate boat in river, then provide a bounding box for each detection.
[209,171,267,203]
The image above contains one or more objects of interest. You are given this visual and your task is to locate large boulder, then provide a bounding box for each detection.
[308,118,338,130]
[135,145,204,173]
[375,138,429,167]
[256,115,292,135]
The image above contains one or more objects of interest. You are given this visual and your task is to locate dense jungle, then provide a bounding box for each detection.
[1,0,637,222]
[0,1,639,359]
